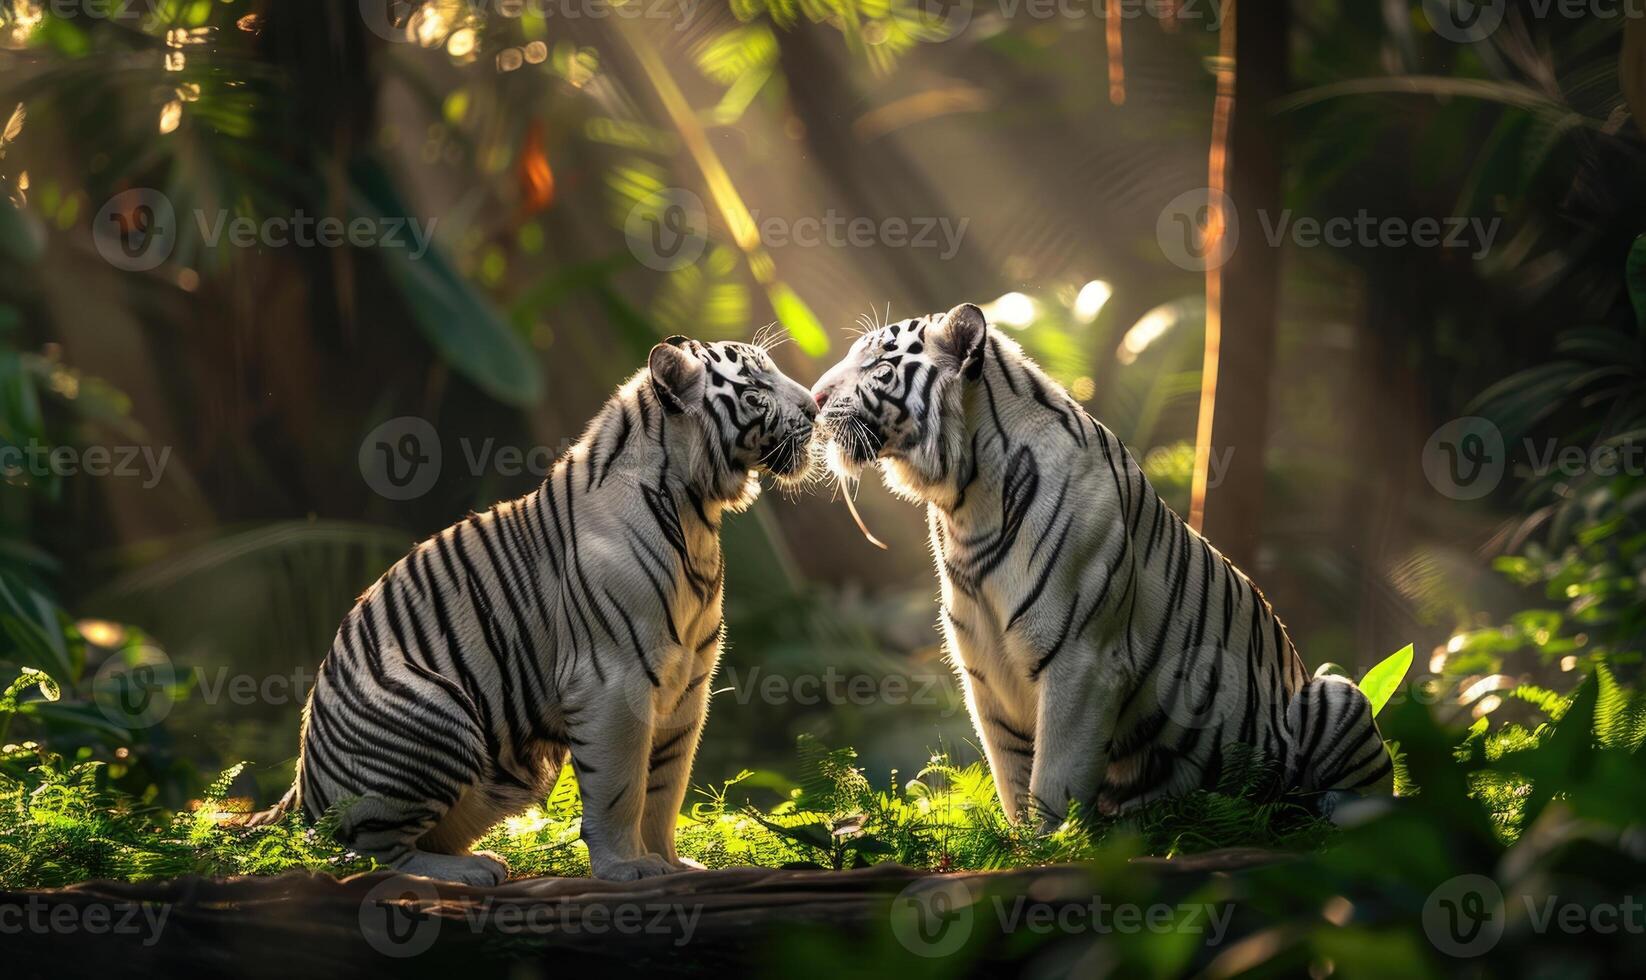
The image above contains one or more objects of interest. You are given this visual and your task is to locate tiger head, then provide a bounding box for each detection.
[809,303,988,493]
[647,335,819,503]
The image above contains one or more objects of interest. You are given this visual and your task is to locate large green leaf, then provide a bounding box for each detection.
[1626,235,1646,331]
[766,282,829,357]
[349,160,542,407]
[0,201,44,265]
[0,577,75,683]
[1359,643,1413,718]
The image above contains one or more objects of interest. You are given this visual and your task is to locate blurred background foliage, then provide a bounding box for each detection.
[0,0,1638,868]
[2,2,1646,975]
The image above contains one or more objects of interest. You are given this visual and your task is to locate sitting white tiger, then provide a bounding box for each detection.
[810,303,1392,827]
[253,337,818,884]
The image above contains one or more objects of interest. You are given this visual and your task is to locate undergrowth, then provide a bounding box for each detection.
[0,734,1337,889]
[9,660,1645,892]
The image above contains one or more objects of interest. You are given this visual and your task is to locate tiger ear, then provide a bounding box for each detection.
[935,303,988,380]
[648,337,705,413]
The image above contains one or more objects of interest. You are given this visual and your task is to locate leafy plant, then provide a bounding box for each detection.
[1361,643,1414,717]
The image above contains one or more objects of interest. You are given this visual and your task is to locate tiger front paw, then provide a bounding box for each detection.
[592,853,682,882]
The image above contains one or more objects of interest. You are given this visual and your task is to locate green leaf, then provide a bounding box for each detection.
[1626,235,1646,331]
[0,667,58,712]
[38,16,91,59]
[1510,672,1600,829]
[0,578,75,682]
[1594,664,1646,751]
[766,283,829,357]
[349,161,542,407]
[0,201,45,266]
[1359,643,1413,718]
[746,810,832,851]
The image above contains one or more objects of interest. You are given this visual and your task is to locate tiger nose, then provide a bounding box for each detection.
[811,383,834,409]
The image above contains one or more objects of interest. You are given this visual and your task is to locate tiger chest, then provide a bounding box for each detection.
[649,575,724,699]
[933,536,1046,705]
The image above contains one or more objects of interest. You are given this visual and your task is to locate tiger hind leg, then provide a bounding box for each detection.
[303,697,505,884]
[326,791,499,886]
[329,791,511,887]
[1285,674,1395,817]
[410,746,566,884]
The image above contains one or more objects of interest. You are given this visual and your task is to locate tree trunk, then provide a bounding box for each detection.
[1188,0,1288,574]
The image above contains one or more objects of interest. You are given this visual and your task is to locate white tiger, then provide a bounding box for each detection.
[252,337,818,884]
[810,303,1392,827]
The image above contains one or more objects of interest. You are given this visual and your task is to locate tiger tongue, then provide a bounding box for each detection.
[840,478,889,550]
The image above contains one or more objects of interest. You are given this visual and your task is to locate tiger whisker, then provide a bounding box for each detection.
[751,322,792,353]
[757,435,792,467]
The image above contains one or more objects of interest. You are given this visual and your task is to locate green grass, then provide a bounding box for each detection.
[3,648,1426,887]
[5,664,1642,898]
[8,672,1646,977]
[0,734,1340,889]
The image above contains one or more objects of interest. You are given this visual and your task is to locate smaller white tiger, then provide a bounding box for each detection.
[811,303,1392,827]
[253,337,817,884]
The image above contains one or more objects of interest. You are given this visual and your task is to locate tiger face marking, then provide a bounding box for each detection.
[649,335,820,500]
[809,305,983,486]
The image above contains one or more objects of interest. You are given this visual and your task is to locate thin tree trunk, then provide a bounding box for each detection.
[1188,0,1288,573]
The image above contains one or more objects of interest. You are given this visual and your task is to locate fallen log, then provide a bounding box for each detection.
[4,850,1288,978]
